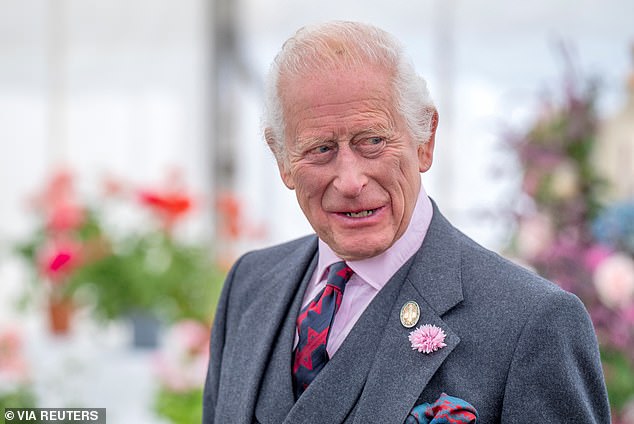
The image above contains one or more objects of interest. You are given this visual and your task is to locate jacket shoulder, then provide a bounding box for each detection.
[456,229,563,300]
[221,234,317,300]
[235,234,317,273]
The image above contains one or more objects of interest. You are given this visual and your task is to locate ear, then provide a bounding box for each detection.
[265,127,295,190]
[418,109,438,173]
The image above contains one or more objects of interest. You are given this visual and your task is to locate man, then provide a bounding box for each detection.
[203,21,610,423]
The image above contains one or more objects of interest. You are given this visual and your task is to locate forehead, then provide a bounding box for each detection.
[279,64,399,139]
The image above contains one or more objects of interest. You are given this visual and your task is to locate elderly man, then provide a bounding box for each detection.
[203,21,610,423]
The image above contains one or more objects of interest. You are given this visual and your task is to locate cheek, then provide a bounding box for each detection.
[292,168,328,203]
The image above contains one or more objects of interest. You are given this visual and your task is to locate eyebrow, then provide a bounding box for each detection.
[294,134,336,147]
[300,123,393,140]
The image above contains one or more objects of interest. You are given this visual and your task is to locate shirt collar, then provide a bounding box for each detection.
[317,184,433,290]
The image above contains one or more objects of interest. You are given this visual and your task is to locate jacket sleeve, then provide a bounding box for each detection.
[500,289,611,423]
[202,255,243,423]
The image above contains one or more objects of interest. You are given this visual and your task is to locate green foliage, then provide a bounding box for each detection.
[67,231,224,324]
[155,387,203,424]
[13,209,107,300]
[0,386,37,409]
[601,348,634,411]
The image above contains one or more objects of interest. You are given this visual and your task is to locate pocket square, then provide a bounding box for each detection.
[405,393,478,424]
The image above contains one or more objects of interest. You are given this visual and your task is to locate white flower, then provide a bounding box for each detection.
[550,160,580,200]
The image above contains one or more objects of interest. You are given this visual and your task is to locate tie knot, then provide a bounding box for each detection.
[325,261,354,292]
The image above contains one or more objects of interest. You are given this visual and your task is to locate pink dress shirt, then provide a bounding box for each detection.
[295,185,434,356]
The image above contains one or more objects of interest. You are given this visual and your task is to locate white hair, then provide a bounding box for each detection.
[263,21,436,163]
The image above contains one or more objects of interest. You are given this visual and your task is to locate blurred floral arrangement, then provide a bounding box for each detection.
[506,60,634,421]
[152,320,210,424]
[0,326,37,409]
[15,168,225,332]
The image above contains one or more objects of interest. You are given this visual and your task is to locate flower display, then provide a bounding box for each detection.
[409,324,447,354]
[14,169,106,334]
[505,62,634,420]
[15,168,225,330]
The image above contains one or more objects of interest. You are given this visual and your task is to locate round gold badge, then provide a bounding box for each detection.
[400,301,420,328]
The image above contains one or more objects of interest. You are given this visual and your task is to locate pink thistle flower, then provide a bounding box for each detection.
[409,324,447,354]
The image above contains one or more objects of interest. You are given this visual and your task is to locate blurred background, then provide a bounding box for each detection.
[1,0,633,422]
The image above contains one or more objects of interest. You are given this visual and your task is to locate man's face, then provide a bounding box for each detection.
[276,63,435,261]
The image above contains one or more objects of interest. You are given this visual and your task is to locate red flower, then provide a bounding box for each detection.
[140,191,192,216]
[138,189,194,231]
[37,238,83,284]
[216,192,242,239]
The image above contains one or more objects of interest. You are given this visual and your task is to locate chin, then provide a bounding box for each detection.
[335,239,391,261]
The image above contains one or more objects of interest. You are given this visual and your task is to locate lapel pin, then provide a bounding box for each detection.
[400,301,420,328]
[409,324,447,354]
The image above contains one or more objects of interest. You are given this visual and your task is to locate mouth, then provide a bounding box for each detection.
[341,208,380,218]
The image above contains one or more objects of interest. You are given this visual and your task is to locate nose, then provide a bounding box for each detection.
[332,145,368,198]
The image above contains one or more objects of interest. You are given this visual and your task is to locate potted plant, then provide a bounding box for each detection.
[16,169,225,347]
[15,170,106,335]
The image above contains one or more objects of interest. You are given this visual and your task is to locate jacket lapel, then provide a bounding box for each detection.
[218,237,318,424]
[352,207,465,424]
[282,251,415,424]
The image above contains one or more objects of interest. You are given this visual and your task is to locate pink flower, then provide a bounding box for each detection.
[46,201,85,233]
[153,320,210,392]
[409,324,447,354]
[584,245,613,272]
[593,253,634,309]
[0,327,30,386]
[37,237,83,284]
[172,320,210,356]
[516,213,554,259]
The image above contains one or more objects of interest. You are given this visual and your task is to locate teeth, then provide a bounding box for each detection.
[345,210,375,218]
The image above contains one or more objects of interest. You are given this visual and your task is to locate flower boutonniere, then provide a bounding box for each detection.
[409,324,447,354]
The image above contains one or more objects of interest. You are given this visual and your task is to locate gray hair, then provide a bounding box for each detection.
[263,21,436,163]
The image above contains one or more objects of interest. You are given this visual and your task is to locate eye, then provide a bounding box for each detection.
[356,136,386,157]
[304,142,337,163]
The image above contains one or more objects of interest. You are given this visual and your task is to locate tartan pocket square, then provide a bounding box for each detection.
[405,393,478,424]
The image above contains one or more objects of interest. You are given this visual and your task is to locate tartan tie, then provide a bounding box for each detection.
[292,261,354,399]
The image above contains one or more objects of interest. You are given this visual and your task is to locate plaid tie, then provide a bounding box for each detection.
[292,261,354,399]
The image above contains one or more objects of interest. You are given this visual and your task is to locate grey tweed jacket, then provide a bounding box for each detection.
[202,204,610,423]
